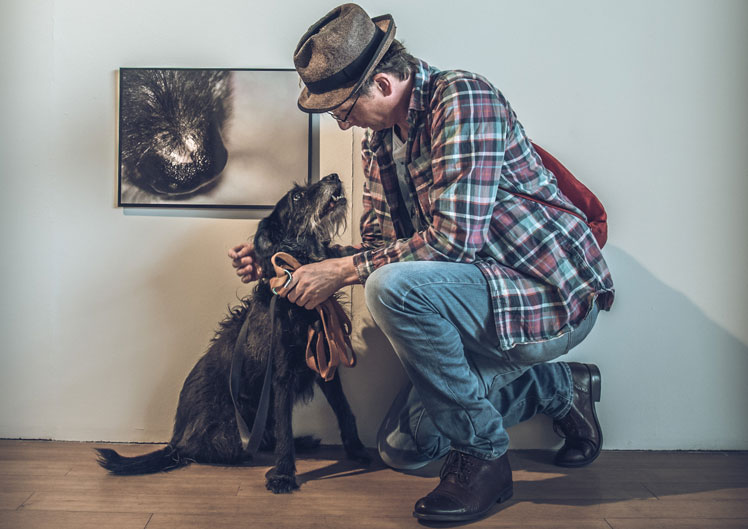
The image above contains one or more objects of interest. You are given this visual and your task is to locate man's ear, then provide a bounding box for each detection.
[373,73,394,96]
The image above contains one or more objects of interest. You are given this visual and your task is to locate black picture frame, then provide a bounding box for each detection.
[117,68,312,209]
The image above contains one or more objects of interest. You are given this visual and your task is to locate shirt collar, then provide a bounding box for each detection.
[408,59,433,113]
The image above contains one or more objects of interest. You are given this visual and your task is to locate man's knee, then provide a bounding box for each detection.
[364,263,410,320]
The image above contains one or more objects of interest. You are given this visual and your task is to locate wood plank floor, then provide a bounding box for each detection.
[0,440,746,528]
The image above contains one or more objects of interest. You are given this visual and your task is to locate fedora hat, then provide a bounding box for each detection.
[294,3,396,113]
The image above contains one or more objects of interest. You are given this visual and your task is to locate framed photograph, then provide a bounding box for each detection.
[117,68,312,208]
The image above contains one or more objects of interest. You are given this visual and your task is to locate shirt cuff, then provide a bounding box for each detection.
[352,251,375,285]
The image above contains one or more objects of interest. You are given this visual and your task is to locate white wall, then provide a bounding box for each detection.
[1,0,746,450]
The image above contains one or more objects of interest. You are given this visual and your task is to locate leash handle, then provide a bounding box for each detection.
[307,298,356,381]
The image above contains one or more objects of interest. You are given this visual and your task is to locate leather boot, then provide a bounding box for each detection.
[553,362,603,467]
[413,450,513,522]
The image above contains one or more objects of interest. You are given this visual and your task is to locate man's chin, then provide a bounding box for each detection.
[367,123,391,132]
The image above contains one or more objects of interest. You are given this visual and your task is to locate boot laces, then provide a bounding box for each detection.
[440,451,474,484]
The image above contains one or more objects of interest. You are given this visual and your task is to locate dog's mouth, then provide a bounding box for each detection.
[322,190,346,216]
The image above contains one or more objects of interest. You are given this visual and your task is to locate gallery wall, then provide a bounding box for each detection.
[1,0,746,450]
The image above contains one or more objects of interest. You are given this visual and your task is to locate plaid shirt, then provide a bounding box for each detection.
[342,61,614,350]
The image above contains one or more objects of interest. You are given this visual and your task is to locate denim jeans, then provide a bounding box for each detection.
[365,261,599,469]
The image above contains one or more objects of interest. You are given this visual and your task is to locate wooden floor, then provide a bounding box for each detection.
[0,440,747,528]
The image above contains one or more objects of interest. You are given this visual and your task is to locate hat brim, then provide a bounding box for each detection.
[297,15,396,113]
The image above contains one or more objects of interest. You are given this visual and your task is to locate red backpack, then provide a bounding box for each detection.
[508,143,608,248]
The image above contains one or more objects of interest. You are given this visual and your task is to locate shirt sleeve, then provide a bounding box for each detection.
[352,75,508,283]
[358,155,385,252]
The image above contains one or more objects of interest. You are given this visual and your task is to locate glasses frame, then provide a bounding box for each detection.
[327,90,362,124]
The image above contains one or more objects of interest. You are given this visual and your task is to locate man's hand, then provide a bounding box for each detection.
[228,242,262,283]
[286,256,359,310]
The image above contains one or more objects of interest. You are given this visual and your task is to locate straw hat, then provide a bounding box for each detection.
[293,3,396,112]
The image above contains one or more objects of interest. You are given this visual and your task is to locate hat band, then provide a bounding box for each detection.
[304,26,385,95]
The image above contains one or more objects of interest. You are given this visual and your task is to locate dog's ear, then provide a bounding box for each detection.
[254,215,280,259]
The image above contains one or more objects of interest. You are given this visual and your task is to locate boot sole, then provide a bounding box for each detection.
[412,486,514,522]
[556,363,603,468]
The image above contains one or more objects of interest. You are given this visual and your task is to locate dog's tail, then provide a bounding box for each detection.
[95,445,189,475]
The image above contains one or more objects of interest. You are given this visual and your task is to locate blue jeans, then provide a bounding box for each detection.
[365,261,599,469]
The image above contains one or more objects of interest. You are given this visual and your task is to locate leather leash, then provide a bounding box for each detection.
[229,294,277,457]
[268,252,356,382]
[229,252,356,457]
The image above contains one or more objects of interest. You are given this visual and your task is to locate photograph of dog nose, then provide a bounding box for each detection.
[3,1,746,529]
[118,68,310,208]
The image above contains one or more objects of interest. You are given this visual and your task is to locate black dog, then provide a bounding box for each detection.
[119,69,233,202]
[97,173,369,493]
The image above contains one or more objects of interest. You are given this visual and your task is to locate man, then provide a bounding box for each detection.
[229,3,614,523]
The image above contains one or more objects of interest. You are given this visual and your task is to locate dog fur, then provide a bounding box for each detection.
[96,173,369,493]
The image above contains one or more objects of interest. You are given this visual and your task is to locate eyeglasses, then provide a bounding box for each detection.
[327,91,361,124]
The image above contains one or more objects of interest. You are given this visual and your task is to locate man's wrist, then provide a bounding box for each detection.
[335,255,362,286]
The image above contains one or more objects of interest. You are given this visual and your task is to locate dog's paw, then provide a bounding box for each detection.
[265,468,299,494]
[345,443,372,466]
[294,435,321,453]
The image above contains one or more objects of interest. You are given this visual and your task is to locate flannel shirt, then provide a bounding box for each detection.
[342,60,614,350]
